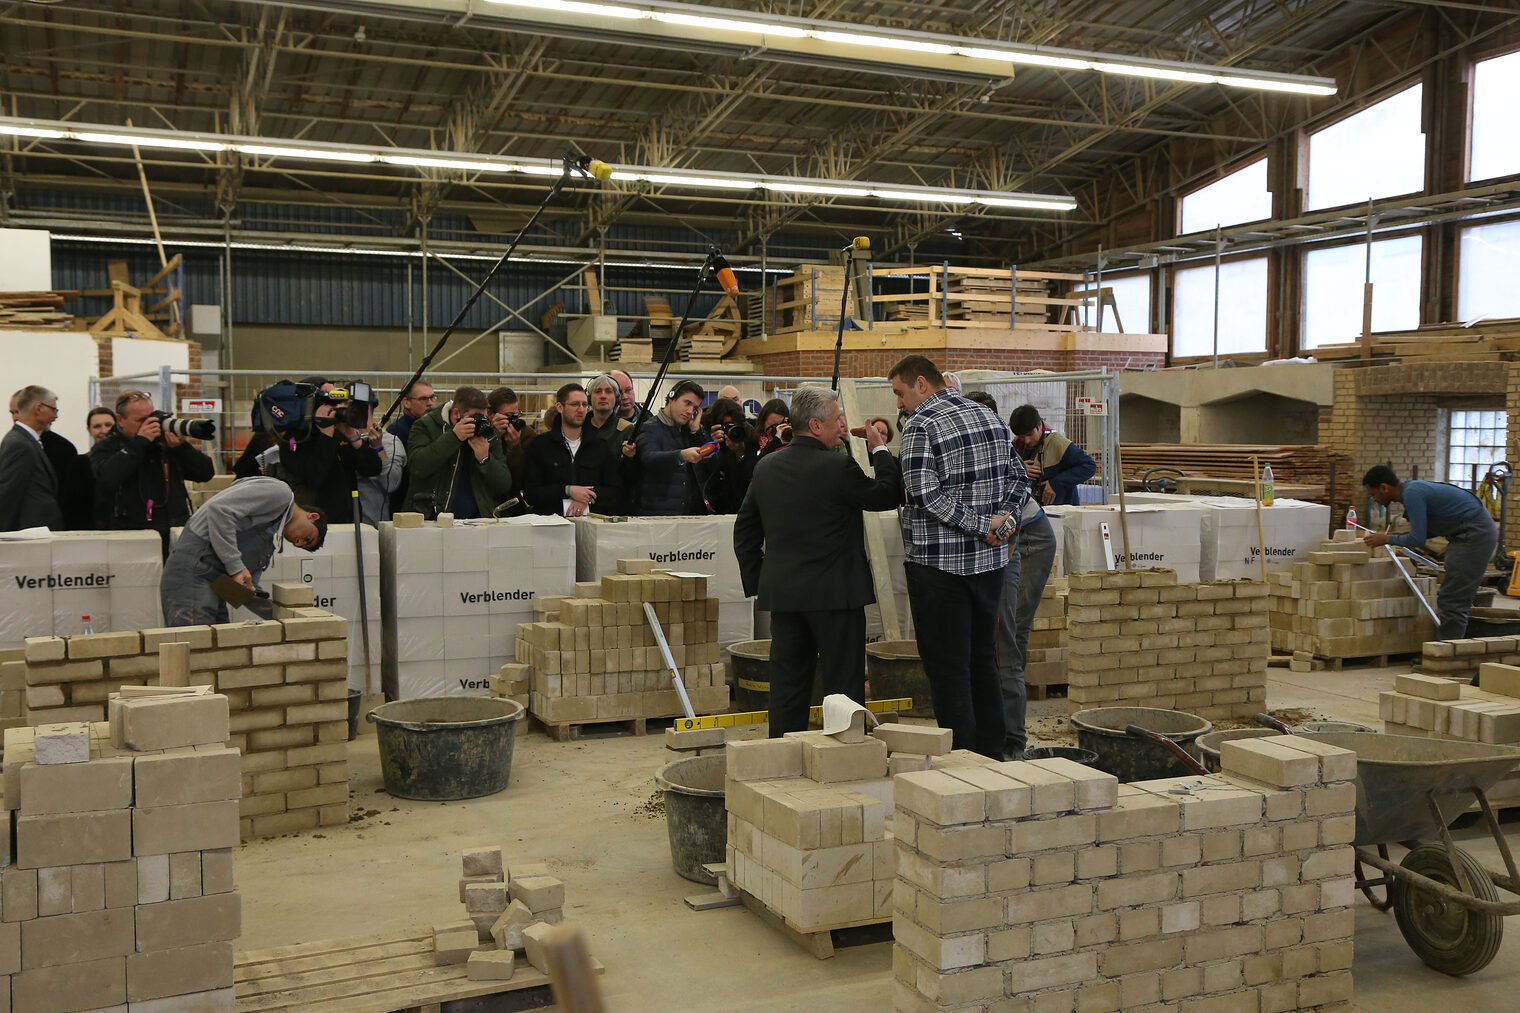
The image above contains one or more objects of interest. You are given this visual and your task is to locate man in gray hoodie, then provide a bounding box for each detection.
[160,476,327,626]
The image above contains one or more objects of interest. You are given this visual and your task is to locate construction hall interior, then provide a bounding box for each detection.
[6,1,1520,1011]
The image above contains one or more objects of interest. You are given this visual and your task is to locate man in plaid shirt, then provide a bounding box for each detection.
[891,355,1029,758]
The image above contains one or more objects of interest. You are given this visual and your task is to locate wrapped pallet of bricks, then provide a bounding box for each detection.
[515,560,729,734]
[0,688,241,1010]
[0,530,163,648]
[1268,529,1436,665]
[571,514,756,647]
[725,720,1001,936]
[1051,503,1203,581]
[1024,578,1068,696]
[1126,493,1330,579]
[380,515,576,699]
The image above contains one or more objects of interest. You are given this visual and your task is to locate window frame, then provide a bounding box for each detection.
[1297,230,1427,350]
[1467,44,1520,185]
[1071,270,1155,334]
[1444,406,1508,486]
[1168,252,1272,363]
[1302,80,1428,214]
[1176,156,1274,237]
[1454,212,1520,324]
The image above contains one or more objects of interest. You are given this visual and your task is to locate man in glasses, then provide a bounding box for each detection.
[0,385,65,531]
[387,380,435,444]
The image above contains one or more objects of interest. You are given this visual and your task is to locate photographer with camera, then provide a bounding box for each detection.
[487,386,535,503]
[406,385,514,519]
[696,397,754,513]
[523,382,622,518]
[755,398,793,462]
[90,390,216,554]
[268,378,383,525]
[1008,404,1095,507]
[633,379,708,515]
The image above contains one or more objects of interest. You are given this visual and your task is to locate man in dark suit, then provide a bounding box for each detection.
[0,385,65,531]
[734,385,903,736]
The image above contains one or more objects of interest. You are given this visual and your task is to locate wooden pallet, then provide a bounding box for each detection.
[235,929,602,1012]
[1305,651,1418,672]
[735,886,892,960]
[531,712,679,742]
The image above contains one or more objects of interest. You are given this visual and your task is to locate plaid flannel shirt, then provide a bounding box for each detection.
[898,388,1029,576]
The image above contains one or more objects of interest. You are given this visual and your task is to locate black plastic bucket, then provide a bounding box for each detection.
[347,688,363,741]
[1196,728,1279,773]
[725,640,826,715]
[654,753,727,885]
[1021,745,1099,766]
[865,640,934,718]
[1070,707,1212,782]
[367,697,524,801]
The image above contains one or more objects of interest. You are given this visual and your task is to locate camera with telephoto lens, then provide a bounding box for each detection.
[721,420,749,443]
[147,410,215,441]
[470,413,494,439]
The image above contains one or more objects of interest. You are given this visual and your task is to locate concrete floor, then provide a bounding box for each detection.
[236,664,1520,1011]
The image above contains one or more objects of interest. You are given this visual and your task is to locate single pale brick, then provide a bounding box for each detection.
[939,765,1032,820]
[509,875,564,913]
[871,723,952,756]
[1008,813,1096,853]
[467,948,517,981]
[1396,672,1461,700]
[894,770,986,826]
[1219,737,1319,788]
[462,846,504,878]
[520,921,556,973]
[726,738,803,781]
[1096,784,1179,841]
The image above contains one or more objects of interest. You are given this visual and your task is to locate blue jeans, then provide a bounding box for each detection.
[996,514,1058,758]
[904,561,1006,759]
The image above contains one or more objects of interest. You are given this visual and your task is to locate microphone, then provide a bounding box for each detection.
[570,155,613,182]
[846,236,870,252]
[711,253,740,297]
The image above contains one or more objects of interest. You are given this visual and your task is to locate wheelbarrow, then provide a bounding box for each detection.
[1127,719,1520,976]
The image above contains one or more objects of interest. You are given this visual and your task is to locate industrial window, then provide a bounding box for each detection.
[1306,84,1425,211]
[1457,218,1520,322]
[1178,159,1272,235]
[1301,235,1423,349]
[1170,256,1268,359]
[1447,409,1508,487]
[1470,49,1520,182]
[1073,273,1153,333]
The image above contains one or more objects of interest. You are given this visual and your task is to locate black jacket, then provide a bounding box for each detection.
[277,427,382,523]
[41,430,93,530]
[695,445,755,513]
[90,426,216,540]
[522,426,623,515]
[733,436,903,612]
[0,425,64,531]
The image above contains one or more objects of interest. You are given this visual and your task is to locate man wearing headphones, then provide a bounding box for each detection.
[633,379,707,515]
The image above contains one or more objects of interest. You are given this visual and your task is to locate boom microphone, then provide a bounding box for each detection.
[850,236,870,251]
[571,155,613,181]
[712,253,740,297]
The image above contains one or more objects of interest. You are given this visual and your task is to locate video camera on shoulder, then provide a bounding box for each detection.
[147,410,215,441]
[315,380,375,429]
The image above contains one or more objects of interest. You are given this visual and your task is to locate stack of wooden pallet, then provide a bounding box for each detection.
[677,295,743,361]
[610,338,653,362]
[0,291,73,330]
[1314,318,1520,361]
[765,267,850,333]
[1121,443,1351,501]
[945,273,1053,326]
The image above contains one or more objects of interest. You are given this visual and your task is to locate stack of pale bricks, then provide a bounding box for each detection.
[1064,568,1269,721]
[1379,669,1520,743]
[488,663,530,712]
[725,722,980,933]
[1024,580,1068,693]
[434,846,569,981]
[515,559,729,727]
[0,649,25,747]
[1420,634,1520,681]
[1268,531,1435,663]
[0,690,241,1011]
[892,737,1358,1013]
[21,611,350,841]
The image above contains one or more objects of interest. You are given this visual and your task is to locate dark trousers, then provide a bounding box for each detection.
[767,608,866,737]
[905,560,1006,759]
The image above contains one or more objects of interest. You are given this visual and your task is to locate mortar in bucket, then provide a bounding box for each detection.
[368,697,524,801]
[654,753,726,885]
[1071,706,1212,781]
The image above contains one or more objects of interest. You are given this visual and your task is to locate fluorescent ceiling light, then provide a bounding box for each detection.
[0,124,67,139]
[1089,62,1217,85]
[470,0,1335,95]
[238,144,377,163]
[75,131,225,151]
[1,115,1075,213]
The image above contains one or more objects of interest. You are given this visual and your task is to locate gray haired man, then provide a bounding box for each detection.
[733,386,903,735]
[0,385,64,531]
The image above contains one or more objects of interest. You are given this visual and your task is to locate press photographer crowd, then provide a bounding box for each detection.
[0,355,1097,760]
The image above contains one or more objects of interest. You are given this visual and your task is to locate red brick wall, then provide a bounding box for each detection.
[754,346,1162,378]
